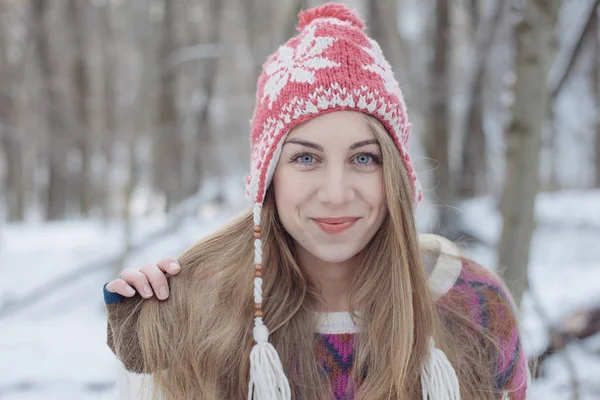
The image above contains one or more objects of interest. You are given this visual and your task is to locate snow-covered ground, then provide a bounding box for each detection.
[1,190,599,399]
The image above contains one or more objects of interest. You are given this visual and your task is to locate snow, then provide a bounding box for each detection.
[0,203,238,400]
[1,190,600,399]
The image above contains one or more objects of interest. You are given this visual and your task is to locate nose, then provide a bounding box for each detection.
[317,164,355,206]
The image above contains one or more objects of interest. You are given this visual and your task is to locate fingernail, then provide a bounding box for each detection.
[143,284,153,297]
[169,262,180,272]
[126,286,135,295]
[159,287,169,299]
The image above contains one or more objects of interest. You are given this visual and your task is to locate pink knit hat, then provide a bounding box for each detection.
[244,3,423,205]
[244,5,457,400]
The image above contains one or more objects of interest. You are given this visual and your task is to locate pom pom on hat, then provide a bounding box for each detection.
[297,2,365,31]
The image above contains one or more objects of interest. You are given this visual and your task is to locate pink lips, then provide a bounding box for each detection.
[312,217,359,235]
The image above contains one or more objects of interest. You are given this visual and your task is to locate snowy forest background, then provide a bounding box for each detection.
[1,0,599,399]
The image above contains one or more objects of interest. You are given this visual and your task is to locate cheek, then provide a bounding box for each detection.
[273,168,300,223]
[372,182,386,209]
[358,173,385,209]
[273,165,316,208]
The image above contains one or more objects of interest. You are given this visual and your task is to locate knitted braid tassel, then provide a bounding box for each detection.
[248,203,292,400]
[421,338,461,400]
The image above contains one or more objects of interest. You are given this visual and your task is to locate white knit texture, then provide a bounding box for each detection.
[254,277,263,304]
[254,239,263,265]
[419,234,462,299]
[253,203,262,226]
[314,311,359,334]
[421,338,461,400]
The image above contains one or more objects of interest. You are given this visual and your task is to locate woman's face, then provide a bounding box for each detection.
[272,111,387,265]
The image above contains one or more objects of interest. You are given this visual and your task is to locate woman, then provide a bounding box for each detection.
[104,3,528,399]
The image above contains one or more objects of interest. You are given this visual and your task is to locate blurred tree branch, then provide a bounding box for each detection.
[549,0,600,99]
[162,42,224,75]
[528,285,581,400]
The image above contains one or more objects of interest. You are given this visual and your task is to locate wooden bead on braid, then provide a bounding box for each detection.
[253,225,262,239]
[254,302,263,317]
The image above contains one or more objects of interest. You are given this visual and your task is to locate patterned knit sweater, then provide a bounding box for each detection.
[104,235,528,399]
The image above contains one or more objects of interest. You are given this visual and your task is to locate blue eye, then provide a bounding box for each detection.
[353,153,381,166]
[299,154,314,164]
[356,154,372,164]
[289,152,317,165]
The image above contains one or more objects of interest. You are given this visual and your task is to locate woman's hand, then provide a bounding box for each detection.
[105,257,181,300]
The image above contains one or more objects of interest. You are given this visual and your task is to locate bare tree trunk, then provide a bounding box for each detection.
[98,2,117,220]
[67,0,92,216]
[154,0,182,211]
[461,84,485,197]
[497,0,560,306]
[125,0,160,217]
[0,123,24,222]
[86,3,106,218]
[423,0,457,238]
[31,0,69,220]
[115,0,153,276]
[594,6,600,188]
[0,21,25,221]
[546,99,559,191]
[243,0,276,81]
[180,0,224,198]
[459,0,503,198]
[0,109,24,222]
[469,0,479,27]
[117,113,140,277]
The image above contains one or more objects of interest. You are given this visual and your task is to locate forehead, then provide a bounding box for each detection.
[286,111,374,142]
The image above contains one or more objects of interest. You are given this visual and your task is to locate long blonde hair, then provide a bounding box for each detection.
[130,114,500,399]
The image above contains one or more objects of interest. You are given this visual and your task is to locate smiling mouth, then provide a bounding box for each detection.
[312,217,360,235]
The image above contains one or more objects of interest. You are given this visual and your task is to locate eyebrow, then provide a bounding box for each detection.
[284,138,379,151]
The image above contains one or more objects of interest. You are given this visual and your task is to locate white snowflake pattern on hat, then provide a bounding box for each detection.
[361,39,401,96]
[261,25,341,109]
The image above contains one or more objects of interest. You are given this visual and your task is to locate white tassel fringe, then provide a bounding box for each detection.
[421,338,460,400]
[248,319,291,400]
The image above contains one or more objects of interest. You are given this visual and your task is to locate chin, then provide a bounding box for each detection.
[306,241,364,264]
